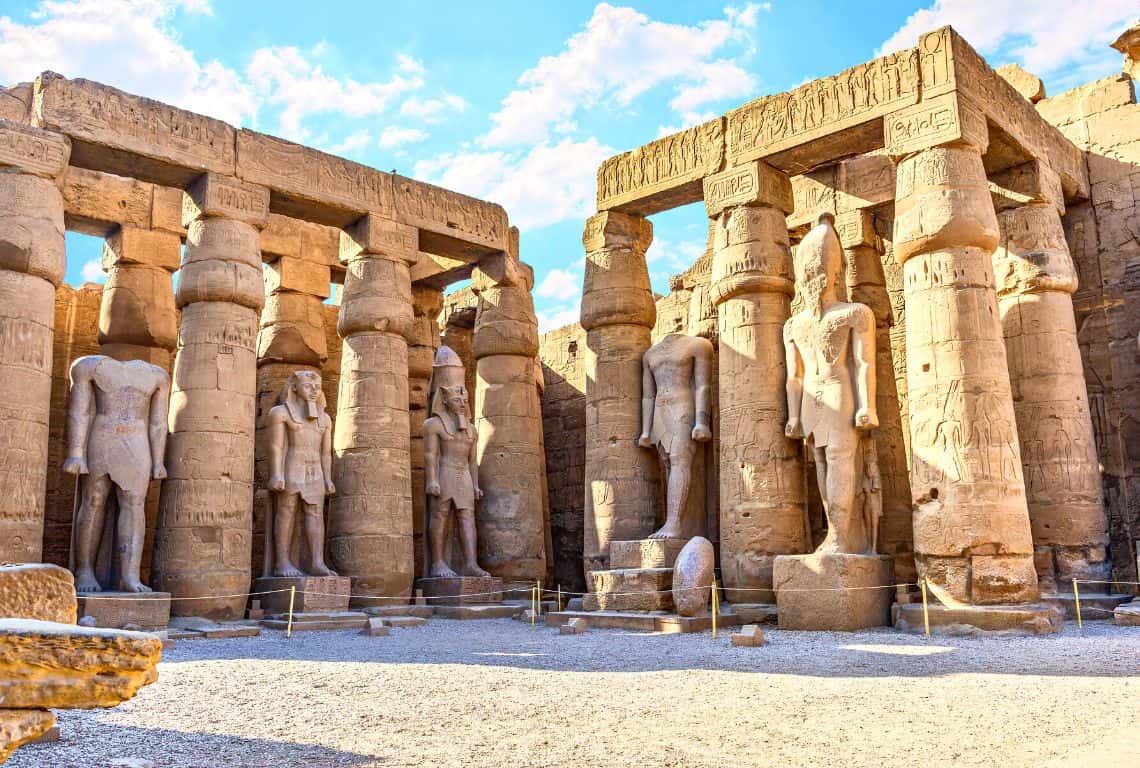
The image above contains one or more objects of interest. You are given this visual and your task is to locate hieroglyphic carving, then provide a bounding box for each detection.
[597,119,725,214]
[0,121,69,178]
[394,176,508,253]
[884,92,987,157]
[703,160,793,217]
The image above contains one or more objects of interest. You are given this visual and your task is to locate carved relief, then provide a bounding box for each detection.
[597,119,725,212]
[0,123,69,178]
[884,92,987,157]
[394,176,508,252]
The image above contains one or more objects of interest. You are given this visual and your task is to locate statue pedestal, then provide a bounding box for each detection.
[417,576,503,606]
[253,575,351,614]
[77,591,171,631]
[773,553,893,631]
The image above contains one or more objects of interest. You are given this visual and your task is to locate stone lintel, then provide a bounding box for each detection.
[0,119,69,179]
[260,212,341,266]
[885,91,988,159]
[264,256,332,298]
[62,165,154,236]
[582,210,652,253]
[340,214,418,264]
[988,160,1064,215]
[102,226,181,272]
[834,209,877,250]
[393,174,509,256]
[703,160,793,217]
[182,173,269,228]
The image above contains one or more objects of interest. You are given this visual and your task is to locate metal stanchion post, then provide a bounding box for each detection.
[920,578,930,638]
[286,586,296,639]
[711,577,719,639]
[1073,580,1083,631]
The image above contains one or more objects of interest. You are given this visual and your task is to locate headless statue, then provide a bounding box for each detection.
[638,317,714,540]
[265,370,336,578]
[784,213,881,554]
[63,355,169,593]
[424,379,490,579]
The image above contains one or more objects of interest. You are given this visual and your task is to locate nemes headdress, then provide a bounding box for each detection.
[279,370,326,422]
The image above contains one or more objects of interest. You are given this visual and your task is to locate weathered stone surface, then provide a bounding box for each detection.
[0,619,160,708]
[76,592,170,631]
[884,91,988,158]
[0,564,77,623]
[1114,602,1140,627]
[672,536,714,617]
[584,568,673,612]
[997,64,1045,104]
[0,709,54,765]
[774,553,893,631]
[62,166,153,236]
[610,538,686,569]
[253,576,349,614]
[560,617,587,635]
[893,602,1063,636]
[0,120,69,179]
[730,624,766,647]
[417,576,503,606]
[362,617,390,636]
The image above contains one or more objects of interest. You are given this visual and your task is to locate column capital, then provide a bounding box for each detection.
[703,160,793,217]
[994,203,1077,297]
[340,214,418,266]
[582,210,652,253]
[834,209,878,250]
[884,91,988,159]
[182,173,269,229]
[0,120,69,180]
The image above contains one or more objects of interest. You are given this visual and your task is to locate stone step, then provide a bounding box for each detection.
[545,610,742,634]
[584,568,674,612]
[384,616,429,628]
[261,611,368,632]
[610,538,687,569]
[433,605,521,620]
[363,605,434,619]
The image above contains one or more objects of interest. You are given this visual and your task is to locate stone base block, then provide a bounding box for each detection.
[1113,602,1140,627]
[893,602,1064,636]
[727,603,779,625]
[545,610,742,634]
[362,618,390,636]
[254,575,351,614]
[584,568,674,612]
[774,553,893,631]
[201,624,260,639]
[384,615,429,628]
[610,538,687,568]
[260,611,367,632]
[78,592,171,631]
[560,618,588,635]
[363,605,434,619]
[730,624,766,647]
[1045,593,1132,620]
[417,576,503,606]
[433,604,520,620]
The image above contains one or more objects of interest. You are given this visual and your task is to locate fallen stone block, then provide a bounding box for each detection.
[0,709,54,764]
[1114,602,1140,627]
[565,597,584,611]
[0,619,161,709]
[362,618,390,637]
[731,624,767,647]
[560,618,588,635]
[383,616,428,628]
[0,564,77,623]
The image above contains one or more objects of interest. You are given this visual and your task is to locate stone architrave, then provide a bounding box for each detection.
[992,163,1111,594]
[888,110,1054,630]
[64,355,170,594]
[330,214,417,605]
[637,328,714,540]
[472,251,547,580]
[580,211,660,575]
[705,160,807,606]
[151,174,268,619]
[0,120,70,564]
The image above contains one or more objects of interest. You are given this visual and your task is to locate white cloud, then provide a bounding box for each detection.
[482,3,763,147]
[877,0,1136,76]
[396,54,426,76]
[378,126,429,149]
[537,304,581,333]
[646,237,704,271]
[329,129,372,157]
[80,259,104,283]
[400,93,467,123]
[536,267,582,301]
[414,137,613,231]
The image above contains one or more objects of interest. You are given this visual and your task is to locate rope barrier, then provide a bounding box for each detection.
[79,589,292,601]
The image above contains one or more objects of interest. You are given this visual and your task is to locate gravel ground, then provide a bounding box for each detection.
[12,617,1139,768]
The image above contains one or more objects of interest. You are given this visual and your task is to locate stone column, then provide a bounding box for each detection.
[472,252,546,581]
[98,227,180,369]
[0,122,70,563]
[836,210,915,582]
[889,103,1046,624]
[704,160,806,606]
[580,211,658,575]
[252,254,330,578]
[152,174,268,619]
[330,215,417,604]
[409,284,443,579]
[991,161,1110,594]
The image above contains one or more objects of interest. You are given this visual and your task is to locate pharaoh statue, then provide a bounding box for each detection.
[264,370,336,578]
[423,347,491,579]
[63,355,169,593]
[638,313,714,539]
[784,213,881,554]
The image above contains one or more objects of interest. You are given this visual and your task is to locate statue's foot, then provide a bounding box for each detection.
[75,571,101,593]
[461,564,491,579]
[274,563,305,578]
[429,562,458,578]
[120,580,153,594]
[310,563,337,577]
[649,523,682,539]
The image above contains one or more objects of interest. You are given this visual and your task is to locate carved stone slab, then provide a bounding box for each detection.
[417,576,503,606]
[253,575,351,614]
[773,553,893,631]
[0,119,69,178]
[77,592,171,631]
[703,160,793,216]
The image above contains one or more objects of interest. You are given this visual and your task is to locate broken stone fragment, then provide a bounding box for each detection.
[0,563,77,624]
[0,709,54,764]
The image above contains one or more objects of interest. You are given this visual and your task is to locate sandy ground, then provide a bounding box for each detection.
[12,617,1139,768]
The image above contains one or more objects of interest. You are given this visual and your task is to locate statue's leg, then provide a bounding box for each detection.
[821,434,859,553]
[273,493,304,577]
[652,440,694,539]
[428,497,457,578]
[456,507,490,578]
[74,474,113,592]
[114,485,151,592]
[813,445,837,552]
[302,501,335,576]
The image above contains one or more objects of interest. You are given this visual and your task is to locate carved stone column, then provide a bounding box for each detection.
[152,174,268,619]
[472,251,547,580]
[0,122,70,563]
[580,211,658,575]
[991,161,1111,596]
[330,215,417,604]
[836,210,915,582]
[409,284,443,579]
[252,253,330,578]
[705,160,806,606]
[99,226,180,369]
[888,99,1053,631]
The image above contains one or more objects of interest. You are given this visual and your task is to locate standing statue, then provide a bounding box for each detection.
[784,213,880,554]
[265,370,336,578]
[424,354,491,579]
[638,316,714,539]
[63,356,169,593]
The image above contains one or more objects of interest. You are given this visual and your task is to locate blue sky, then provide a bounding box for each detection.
[0,0,1134,331]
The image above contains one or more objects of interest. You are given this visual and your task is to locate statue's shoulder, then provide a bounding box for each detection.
[318,411,332,430]
[69,354,102,379]
[266,404,290,424]
[422,415,443,435]
[837,301,874,332]
[783,312,806,340]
